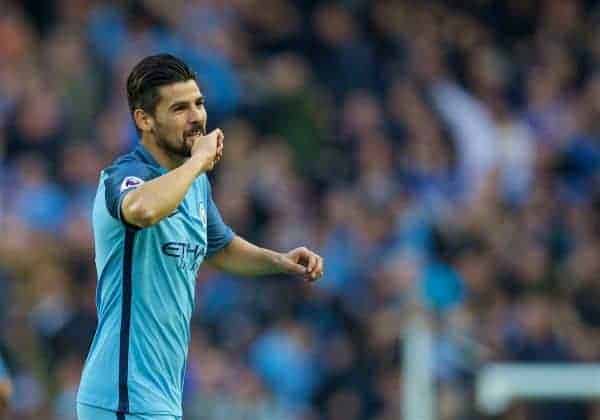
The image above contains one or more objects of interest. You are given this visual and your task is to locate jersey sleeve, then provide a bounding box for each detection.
[103,160,155,223]
[0,354,8,380]
[205,179,235,257]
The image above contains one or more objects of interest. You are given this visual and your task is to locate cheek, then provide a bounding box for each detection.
[158,117,185,138]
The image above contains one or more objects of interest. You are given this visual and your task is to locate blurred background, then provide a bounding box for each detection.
[0,0,599,419]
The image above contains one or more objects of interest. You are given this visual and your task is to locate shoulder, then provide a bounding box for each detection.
[101,151,159,180]
[102,151,147,173]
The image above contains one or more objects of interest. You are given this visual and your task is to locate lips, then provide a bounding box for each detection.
[185,128,203,140]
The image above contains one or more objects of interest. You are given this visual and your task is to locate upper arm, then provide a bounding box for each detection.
[103,161,154,227]
[205,179,235,258]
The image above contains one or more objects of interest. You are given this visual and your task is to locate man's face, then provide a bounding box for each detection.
[148,79,207,157]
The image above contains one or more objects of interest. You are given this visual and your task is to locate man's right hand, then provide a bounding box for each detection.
[191,128,224,172]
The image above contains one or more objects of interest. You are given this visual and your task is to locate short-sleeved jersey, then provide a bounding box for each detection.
[0,354,8,380]
[77,144,234,416]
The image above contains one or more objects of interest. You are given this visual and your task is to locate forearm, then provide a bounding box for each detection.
[0,380,11,412]
[122,156,206,227]
[206,236,288,276]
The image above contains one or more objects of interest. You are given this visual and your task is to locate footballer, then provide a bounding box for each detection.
[77,54,324,420]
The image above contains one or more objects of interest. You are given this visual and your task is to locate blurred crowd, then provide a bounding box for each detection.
[0,0,599,419]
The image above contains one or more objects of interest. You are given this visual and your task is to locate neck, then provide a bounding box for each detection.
[140,135,185,170]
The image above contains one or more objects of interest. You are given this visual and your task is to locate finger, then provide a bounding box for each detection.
[282,257,307,276]
[315,256,324,277]
[306,257,323,281]
[307,254,318,273]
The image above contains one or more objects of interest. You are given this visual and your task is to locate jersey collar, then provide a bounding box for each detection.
[134,144,168,174]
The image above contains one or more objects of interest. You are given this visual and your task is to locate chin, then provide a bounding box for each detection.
[180,139,193,157]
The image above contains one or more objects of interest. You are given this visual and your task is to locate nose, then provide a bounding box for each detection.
[188,104,205,124]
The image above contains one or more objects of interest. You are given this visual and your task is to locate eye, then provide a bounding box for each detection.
[196,98,205,107]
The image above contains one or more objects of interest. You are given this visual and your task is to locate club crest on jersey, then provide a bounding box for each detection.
[120,176,144,192]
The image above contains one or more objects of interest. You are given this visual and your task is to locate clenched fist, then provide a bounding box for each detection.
[191,128,224,172]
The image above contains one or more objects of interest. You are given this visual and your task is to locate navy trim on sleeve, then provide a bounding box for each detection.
[102,155,156,225]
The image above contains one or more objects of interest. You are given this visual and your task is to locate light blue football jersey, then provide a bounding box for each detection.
[77,144,234,416]
[0,354,8,380]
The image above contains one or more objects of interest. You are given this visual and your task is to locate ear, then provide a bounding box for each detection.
[133,109,154,133]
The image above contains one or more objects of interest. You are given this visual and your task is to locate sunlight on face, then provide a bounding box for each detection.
[152,80,207,157]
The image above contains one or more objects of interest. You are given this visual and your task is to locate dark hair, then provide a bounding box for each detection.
[126,54,196,119]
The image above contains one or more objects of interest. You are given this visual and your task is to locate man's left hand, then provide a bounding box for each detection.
[284,247,324,282]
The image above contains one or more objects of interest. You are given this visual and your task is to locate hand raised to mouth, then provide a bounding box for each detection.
[190,128,224,172]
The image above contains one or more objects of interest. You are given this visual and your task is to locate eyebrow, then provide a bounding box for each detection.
[168,95,204,111]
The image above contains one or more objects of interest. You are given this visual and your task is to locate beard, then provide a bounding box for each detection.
[153,123,205,158]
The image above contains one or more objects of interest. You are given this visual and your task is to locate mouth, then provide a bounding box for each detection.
[184,127,204,142]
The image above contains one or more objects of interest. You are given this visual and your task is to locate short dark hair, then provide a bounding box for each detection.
[126,53,196,118]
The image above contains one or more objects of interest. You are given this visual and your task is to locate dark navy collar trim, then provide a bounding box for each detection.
[134,144,165,171]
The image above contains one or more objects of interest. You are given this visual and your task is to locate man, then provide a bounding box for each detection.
[77,54,324,420]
